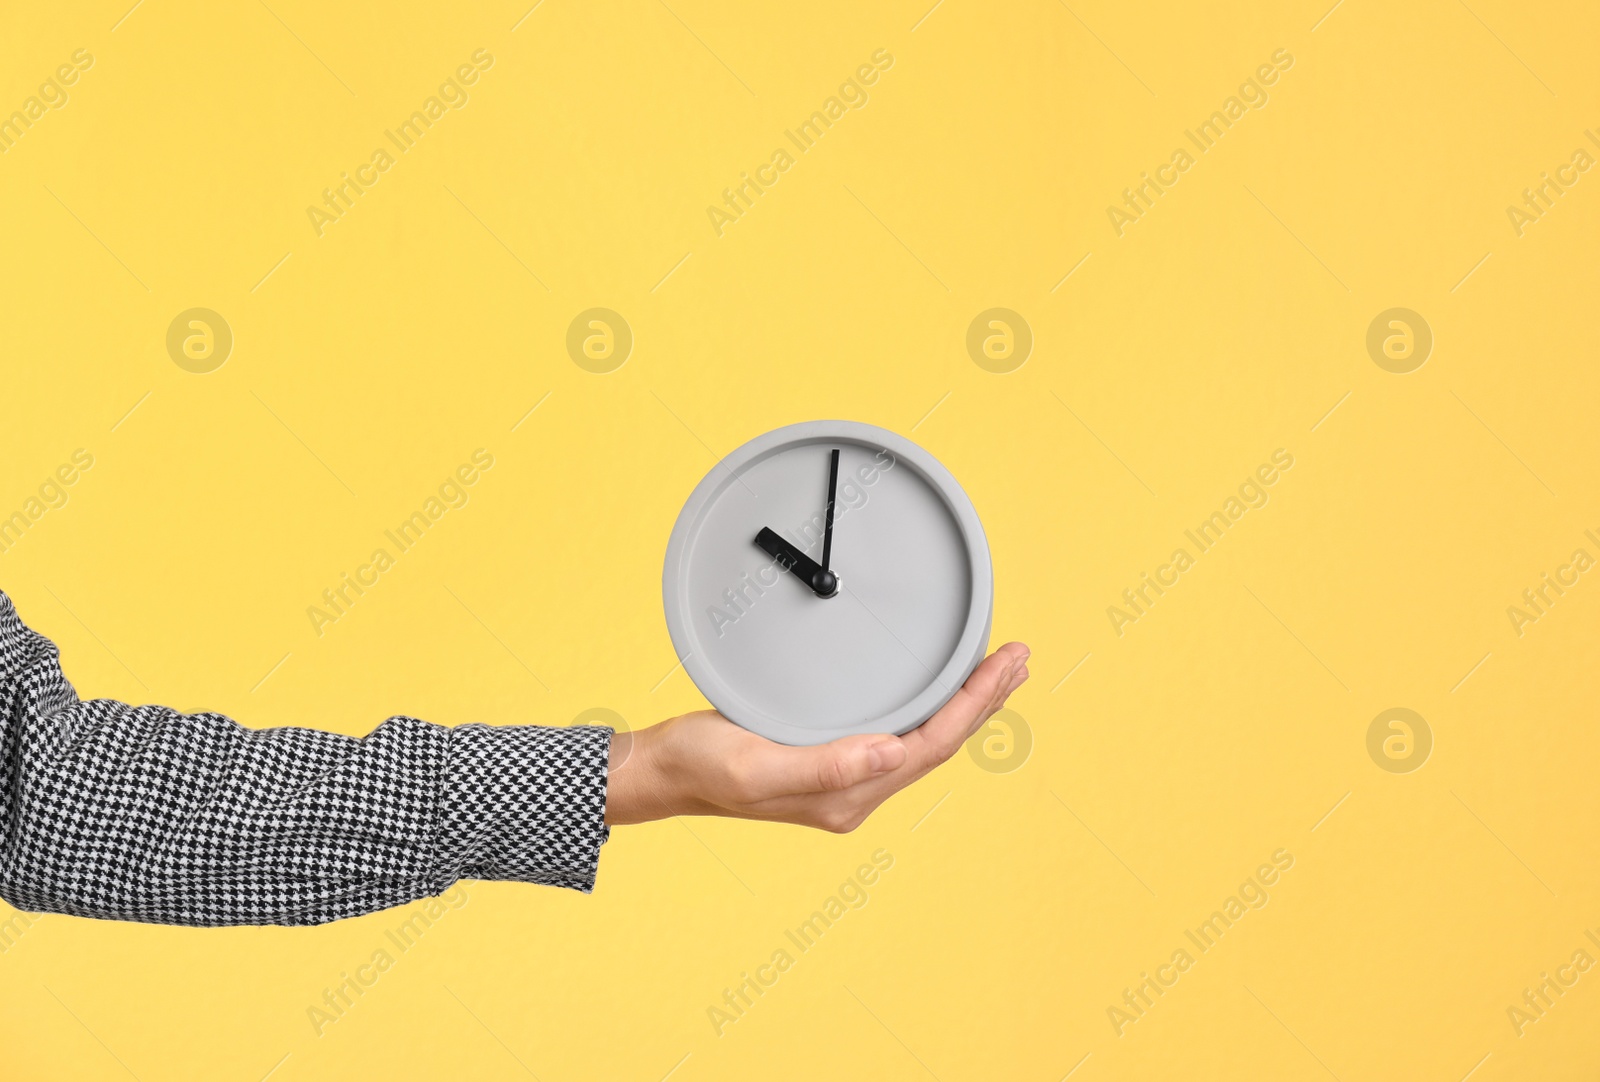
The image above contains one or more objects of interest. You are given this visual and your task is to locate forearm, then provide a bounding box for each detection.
[0,591,612,926]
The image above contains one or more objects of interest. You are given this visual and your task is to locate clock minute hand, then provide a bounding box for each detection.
[754,527,838,598]
[821,448,840,575]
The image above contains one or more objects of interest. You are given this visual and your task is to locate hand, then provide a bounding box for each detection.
[604,642,1030,831]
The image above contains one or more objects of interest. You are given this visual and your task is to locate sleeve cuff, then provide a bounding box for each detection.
[429,722,613,894]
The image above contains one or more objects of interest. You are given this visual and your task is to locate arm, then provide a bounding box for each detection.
[0,590,611,926]
[0,586,1028,927]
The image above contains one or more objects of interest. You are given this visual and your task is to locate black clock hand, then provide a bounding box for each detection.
[821,448,840,574]
[754,527,838,598]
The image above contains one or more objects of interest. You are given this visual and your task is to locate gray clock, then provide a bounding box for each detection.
[662,420,993,746]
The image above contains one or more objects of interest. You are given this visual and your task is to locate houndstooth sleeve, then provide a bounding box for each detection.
[0,589,613,926]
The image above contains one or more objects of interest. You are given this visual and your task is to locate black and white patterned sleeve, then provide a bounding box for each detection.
[0,590,612,926]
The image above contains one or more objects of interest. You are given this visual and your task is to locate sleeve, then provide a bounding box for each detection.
[0,589,613,927]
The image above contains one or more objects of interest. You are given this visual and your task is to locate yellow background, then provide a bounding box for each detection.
[2,0,1598,1078]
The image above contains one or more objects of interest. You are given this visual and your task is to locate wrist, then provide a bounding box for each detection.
[605,722,680,826]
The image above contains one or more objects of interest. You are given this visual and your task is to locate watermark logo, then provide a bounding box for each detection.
[307,449,494,637]
[566,308,632,373]
[307,885,470,1037]
[1365,308,1431,374]
[1366,707,1431,773]
[966,308,1032,373]
[0,449,94,557]
[1108,449,1294,636]
[0,908,40,954]
[306,50,495,237]
[1108,847,1294,1037]
[167,308,233,373]
[0,49,93,156]
[1506,929,1600,1037]
[707,848,894,1036]
[1507,534,1597,638]
[965,708,1032,773]
[706,450,896,638]
[1506,133,1598,237]
[706,49,894,237]
[1106,49,1293,236]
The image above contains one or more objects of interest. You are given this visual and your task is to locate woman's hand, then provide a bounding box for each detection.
[605,642,1030,830]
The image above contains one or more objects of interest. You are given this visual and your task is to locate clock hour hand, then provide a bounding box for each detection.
[754,527,838,598]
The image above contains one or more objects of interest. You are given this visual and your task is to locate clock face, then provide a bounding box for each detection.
[662,420,993,746]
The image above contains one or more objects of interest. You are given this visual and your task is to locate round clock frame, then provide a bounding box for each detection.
[662,420,993,746]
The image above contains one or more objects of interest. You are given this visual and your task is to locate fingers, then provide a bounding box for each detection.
[773,645,1028,799]
[735,732,910,802]
[623,654,1030,830]
[734,645,1031,830]
[904,642,1030,770]
[685,645,1028,822]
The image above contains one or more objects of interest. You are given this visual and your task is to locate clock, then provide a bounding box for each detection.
[662,420,993,746]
